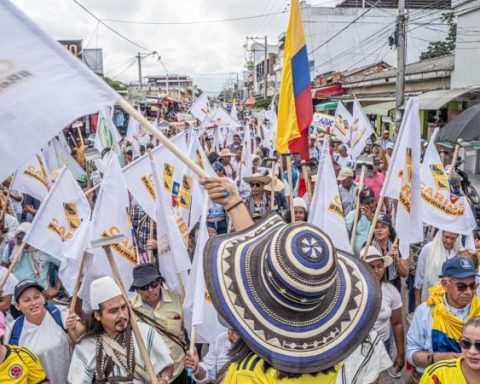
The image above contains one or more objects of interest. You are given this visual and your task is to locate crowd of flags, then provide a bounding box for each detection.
[0,0,477,345]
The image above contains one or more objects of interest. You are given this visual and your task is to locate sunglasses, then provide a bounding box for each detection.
[138,280,161,291]
[250,183,262,188]
[453,282,478,292]
[459,338,480,352]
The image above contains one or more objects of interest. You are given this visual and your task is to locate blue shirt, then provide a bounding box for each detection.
[345,210,371,255]
[406,295,470,372]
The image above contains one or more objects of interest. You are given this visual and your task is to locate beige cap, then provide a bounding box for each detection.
[90,276,122,310]
[336,168,354,181]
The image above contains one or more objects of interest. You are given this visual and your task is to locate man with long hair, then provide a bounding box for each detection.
[68,276,174,383]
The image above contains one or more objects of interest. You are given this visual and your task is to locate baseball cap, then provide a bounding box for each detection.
[439,257,478,279]
[337,168,354,181]
[386,142,394,150]
[377,213,392,227]
[360,188,375,204]
[14,280,44,302]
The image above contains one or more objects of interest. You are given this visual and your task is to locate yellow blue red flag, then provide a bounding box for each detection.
[277,0,313,160]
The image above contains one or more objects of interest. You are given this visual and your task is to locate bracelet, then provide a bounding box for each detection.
[226,199,243,213]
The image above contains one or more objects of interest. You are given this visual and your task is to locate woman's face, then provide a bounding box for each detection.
[374,222,389,241]
[15,288,46,318]
[461,325,480,371]
[368,259,385,281]
[294,207,306,222]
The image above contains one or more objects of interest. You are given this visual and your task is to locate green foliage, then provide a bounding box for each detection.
[103,76,128,91]
[255,97,271,109]
[420,12,457,61]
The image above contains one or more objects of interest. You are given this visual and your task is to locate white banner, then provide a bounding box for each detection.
[309,138,352,253]
[189,93,210,121]
[351,99,375,160]
[24,167,90,260]
[0,0,118,182]
[11,153,50,201]
[421,128,476,235]
[333,101,353,143]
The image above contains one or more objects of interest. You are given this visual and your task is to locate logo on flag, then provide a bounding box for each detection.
[101,226,137,264]
[328,196,344,218]
[64,203,81,231]
[23,165,48,188]
[140,173,156,200]
[429,164,448,191]
[334,114,349,136]
[0,59,34,95]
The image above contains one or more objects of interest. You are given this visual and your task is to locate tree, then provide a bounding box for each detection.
[103,76,128,91]
[255,97,271,109]
[420,12,456,61]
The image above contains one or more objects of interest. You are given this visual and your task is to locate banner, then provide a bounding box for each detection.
[86,154,138,293]
[351,99,375,160]
[0,0,118,182]
[189,93,210,121]
[184,196,226,343]
[24,167,90,259]
[94,107,122,155]
[308,138,352,253]
[333,101,353,144]
[11,153,50,201]
[312,112,335,133]
[421,128,476,234]
[383,98,423,257]
[150,156,191,294]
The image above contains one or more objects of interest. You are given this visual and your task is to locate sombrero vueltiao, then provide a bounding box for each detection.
[204,212,381,373]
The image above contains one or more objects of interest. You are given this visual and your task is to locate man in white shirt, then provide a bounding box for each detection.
[334,144,355,170]
[68,276,174,384]
[337,168,358,216]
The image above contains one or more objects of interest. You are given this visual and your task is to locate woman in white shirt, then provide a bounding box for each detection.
[362,246,405,377]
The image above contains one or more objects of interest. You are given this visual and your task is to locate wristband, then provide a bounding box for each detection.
[226,199,243,213]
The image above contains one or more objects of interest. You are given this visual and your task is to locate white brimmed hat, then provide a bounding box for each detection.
[361,246,393,268]
[264,176,285,192]
[293,197,307,211]
[336,168,354,181]
[90,276,122,310]
[243,173,272,185]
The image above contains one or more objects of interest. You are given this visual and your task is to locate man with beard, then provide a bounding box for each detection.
[68,276,174,383]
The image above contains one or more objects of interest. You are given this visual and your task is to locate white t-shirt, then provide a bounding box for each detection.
[0,266,19,324]
[68,322,173,384]
[373,282,402,342]
[5,305,70,384]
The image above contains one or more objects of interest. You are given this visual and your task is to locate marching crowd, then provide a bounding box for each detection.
[1,106,480,384]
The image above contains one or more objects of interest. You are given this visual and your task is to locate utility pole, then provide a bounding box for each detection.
[137,52,143,90]
[264,35,268,99]
[395,0,406,135]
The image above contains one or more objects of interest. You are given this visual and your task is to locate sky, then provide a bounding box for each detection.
[14,0,336,95]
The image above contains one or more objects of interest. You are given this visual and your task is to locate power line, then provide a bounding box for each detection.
[308,0,383,55]
[102,10,286,25]
[72,0,154,52]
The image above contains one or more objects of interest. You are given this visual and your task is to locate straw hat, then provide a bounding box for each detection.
[361,246,393,268]
[264,176,285,192]
[204,213,381,373]
[220,148,233,157]
[243,173,272,185]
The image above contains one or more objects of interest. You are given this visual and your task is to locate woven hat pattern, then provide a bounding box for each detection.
[204,212,381,373]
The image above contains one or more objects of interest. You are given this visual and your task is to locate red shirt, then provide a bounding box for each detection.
[357,172,385,202]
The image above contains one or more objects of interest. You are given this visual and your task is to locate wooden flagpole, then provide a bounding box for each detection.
[0,242,26,292]
[301,161,312,203]
[69,251,88,314]
[350,164,366,252]
[103,244,159,384]
[285,154,295,223]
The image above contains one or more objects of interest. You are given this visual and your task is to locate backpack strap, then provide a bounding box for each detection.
[8,315,25,345]
[46,304,67,332]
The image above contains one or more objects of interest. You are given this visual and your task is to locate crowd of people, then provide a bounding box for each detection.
[0,102,480,384]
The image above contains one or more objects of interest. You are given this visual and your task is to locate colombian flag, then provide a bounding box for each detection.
[277,0,312,160]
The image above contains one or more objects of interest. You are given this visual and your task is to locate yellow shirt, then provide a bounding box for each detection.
[224,353,340,384]
[132,289,185,379]
[0,346,47,383]
[419,358,467,384]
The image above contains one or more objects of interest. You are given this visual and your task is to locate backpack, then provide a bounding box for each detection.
[9,304,66,345]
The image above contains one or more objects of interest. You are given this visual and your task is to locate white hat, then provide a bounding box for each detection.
[360,246,393,268]
[386,142,394,150]
[90,276,122,310]
[15,222,31,236]
[293,197,307,211]
[337,168,354,181]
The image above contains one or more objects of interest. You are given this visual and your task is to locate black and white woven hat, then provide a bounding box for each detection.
[204,212,381,374]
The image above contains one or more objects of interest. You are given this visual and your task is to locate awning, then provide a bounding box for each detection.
[405,88,479,110]
[363,101,396,115]
[315,101,338,111]
[312,84,343,99]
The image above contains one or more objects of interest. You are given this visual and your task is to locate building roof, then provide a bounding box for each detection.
[337,0,451,9]
[346,55,454,83]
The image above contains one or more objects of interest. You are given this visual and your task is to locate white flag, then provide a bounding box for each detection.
[421,128,476,234]
[308,138,352,253]
[94,107,123,154]
[123,132,188,220]
[264,100,278,152]
[44,135,85,179]
[189,93,210,121]
[126,108,142,141]
[0,1,118,182]
[184,196,226,343]
[351,99,375,160]
[86,154,138,293]
[383,98,423,256]
[150,157,191,294]
[11,153,50,201]
[212,106,239,129]
[333,101,353,144]
[23,167,90,260]
[230,103,238,122]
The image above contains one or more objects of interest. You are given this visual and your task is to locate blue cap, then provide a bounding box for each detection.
[439,257,478,279]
